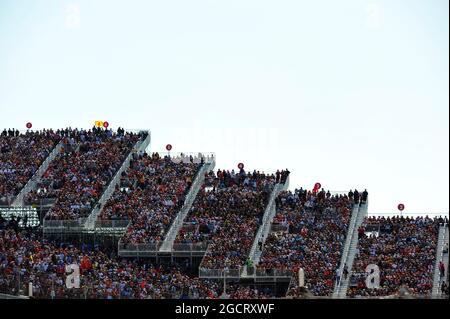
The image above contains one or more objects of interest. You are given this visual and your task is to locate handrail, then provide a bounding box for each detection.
[42,218,87,234]
[171,242,209,252]
[117,237,209,255]
[118,241,162,253]
[198,267,292,279]
[432,223,448,296]
[336,205,359,287]
[253,268,293,278]
[368,212,449,217]
[155,152,216,158]
[198,267,243,278]
[94,220,130,229]
[334,199,368,297]
[247,182,282,265]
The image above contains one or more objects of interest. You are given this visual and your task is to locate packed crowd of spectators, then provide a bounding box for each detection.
[100,152,202,244]
[0,221,276,299]
[0,222,209,298]
[176,169,286,270]
[24,128,143,220]
[0,129,61,205]
[258,188,358,296]
[347,216,443,298]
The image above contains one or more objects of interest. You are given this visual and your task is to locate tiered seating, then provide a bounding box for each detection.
[0,223,277,299]
[176,170,280,270]
[0,129,61,205]
[0,225,217,298]
[100,152,202,243]
[258,188,353,296]
[348,216,441,297]
[3,127,447,300]
[25,128,141,220]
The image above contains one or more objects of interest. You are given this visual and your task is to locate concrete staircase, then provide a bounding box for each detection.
[159,157,216,252]
[241,176,290,278]
[432,223,449,298]
[84,132,151,230]
[12,140,64,207]
[332,204,360,298]
[333,201,368,298]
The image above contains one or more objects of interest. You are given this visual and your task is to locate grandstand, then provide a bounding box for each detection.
[0,127,448,299]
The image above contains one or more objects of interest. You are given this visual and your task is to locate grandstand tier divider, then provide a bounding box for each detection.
[159,155,216,252]
[84,131,151,231]
[432,223,449,297]
[199,267,243,279]
[333,199,368,298]
[12,139,64,207]
[118,240,209,258]
[242,175,290,278]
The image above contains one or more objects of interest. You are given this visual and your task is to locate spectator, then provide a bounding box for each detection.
[177,170,277,270]
[0,129,61,204]
[25,128,143,220]
[258,188,352,297]
[348,216,440,298]
[101,152,203,243]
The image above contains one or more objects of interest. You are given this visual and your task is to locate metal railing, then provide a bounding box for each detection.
[172,242,209,252]
[198,267,292,279]
[118,241,208,256]
[42,218,87,233]
[368,212,449,217]
[118,241,162,255]
[336,204,359,286]
[253,268,293,278]
[334,200,368,297]
[198,268,243,278]
[432,223,448,297]
[247,184,280,264]
[248,175,290,265]
[155,152,216,164]
[94,220,130,229]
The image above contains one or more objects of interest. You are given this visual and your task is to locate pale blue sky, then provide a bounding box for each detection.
[0,0,448,214]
